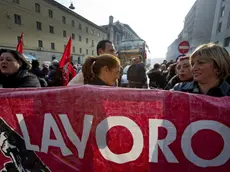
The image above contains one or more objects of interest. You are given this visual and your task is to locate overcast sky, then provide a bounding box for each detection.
[57,0,196,58]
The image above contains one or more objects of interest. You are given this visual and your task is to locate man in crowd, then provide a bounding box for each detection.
[68,40,117,85]
[127,56,147,88]
[147,63,166,89]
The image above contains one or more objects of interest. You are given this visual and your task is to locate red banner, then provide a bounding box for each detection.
[0,86,229,171]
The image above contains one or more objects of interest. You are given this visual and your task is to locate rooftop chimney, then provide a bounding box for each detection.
[69,2,75,10]
[109,15,114,25]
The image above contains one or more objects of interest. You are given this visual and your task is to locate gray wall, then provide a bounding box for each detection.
[211,0,230,52]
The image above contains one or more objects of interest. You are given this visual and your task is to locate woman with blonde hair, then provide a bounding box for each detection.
[173,43,230,97]
[82,54,120,86]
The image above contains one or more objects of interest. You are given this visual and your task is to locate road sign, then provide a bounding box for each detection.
[178,41,190,54]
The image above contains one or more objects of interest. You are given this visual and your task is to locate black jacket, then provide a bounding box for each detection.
[173,81,230,97]
[89,77,109,86]
[0,69,41,88]
[164,75,181,90]
[147,69,166,88]
[127,63,146,84]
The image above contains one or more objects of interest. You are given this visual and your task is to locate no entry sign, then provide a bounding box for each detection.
[178,41,190,54]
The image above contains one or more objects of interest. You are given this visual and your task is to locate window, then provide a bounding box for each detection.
[63,30,66,37]
[91,28,94,35]
[38,40,43,48]
[86,38,88,43]
[72,33,75,40]
[62,16,66,24]
[79,35,82,41]
[92,50,94,55]
[79,23,82,30]
[220,6,225,17]
[35,3,40,13]
[228,12,230,28]
[78,57,81,64]
[79,48,82,53]
[92,40,94,47]
[49,26,54,34]
[86,49,88,55]
[224,37,230,47]
[72,20,75,27]
[13,0,19,4]
[36,21,42,31]
[97,32,100,37]
[217,22,222,33]
[17,36,20,43]
[48,9,53,18]
[86,27,89,33]
[73,46,75,53]
[14,14,21,25]
[64,45,66,50]
[51,42,55,50]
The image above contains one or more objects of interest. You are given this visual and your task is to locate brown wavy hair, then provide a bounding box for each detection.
[82,54,120,84]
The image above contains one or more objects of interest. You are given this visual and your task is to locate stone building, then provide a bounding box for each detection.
[0,0,107,63]
[101,16,140,50]
[211,0,230,53]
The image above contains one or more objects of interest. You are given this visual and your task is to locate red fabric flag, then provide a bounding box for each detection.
[59,37,76,86]
[16,32,24,54]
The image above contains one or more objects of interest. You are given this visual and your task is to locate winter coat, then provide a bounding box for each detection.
[0,69,41,88]
[173,81,230,97]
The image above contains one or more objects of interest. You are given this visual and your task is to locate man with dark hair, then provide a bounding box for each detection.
[96,40,116,56]
[68,40,117,85]
[147,63,166,89]
[127,56,147,88]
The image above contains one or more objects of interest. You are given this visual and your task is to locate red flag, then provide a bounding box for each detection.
[59,37,76,86]
[16,32,24,54]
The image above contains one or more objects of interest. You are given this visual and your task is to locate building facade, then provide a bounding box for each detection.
[166,0,217,60]
[166,30,183,61]
[0,0,107,63]
[101,16,140,50]
[211,0,230,52]
[182,0,217,53]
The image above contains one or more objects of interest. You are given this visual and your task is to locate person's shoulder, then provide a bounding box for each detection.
[219,80,230,96]
[20,72,41,87]
[68,72,84,85]
[137,63,145,68]
[172,81,194,91]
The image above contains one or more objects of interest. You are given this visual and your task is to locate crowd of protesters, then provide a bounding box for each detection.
[0,40,230,98]
[146,43,230,97]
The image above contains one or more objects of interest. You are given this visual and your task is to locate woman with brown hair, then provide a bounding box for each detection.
[0,49,41,88]
[165,55,193,90]
[82,54,120,86]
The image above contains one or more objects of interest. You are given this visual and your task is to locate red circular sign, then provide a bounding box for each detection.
[178,41,190,54]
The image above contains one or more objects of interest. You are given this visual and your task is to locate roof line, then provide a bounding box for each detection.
[123,24,140,39]
[45,0,106,33]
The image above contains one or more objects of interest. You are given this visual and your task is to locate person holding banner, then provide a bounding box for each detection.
[0,49,41,88]
[173,43,230,97]
[82,54,120,86]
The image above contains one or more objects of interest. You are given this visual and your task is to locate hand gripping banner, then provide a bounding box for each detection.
[0,86,229,171]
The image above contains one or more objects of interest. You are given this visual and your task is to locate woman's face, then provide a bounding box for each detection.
[176,59,193,81]
[102,64,120,86]
[0,52,21,75]
[190,55,218,83]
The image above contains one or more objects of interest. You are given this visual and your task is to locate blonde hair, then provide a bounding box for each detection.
[82,54,120,84]
[190,43,230,79]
